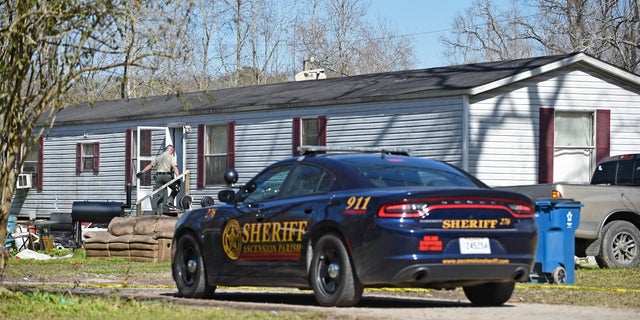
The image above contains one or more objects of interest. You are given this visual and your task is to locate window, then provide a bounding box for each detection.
[282,164,335,197]
[198,122,235,187]
[538,108,610,183]
[20,136,44,190]
[302,118,319,145]
[292,116,327,156]
[591,159,640,186]
[241,164,294,203]
[76,142,100,173]
[591,162,617,185]
[205,124,228,185]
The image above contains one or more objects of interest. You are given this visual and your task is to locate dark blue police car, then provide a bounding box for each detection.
[171,146,537,307]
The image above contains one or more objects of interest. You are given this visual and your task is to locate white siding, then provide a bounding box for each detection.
[470,67,640,186]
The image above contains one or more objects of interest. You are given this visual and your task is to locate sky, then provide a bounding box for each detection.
[367,0,507,69]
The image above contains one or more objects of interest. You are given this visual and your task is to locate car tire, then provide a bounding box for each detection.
[172,233,216,298]
[463,282,515,306]
[309,233,363,307]
[596,220,640,268]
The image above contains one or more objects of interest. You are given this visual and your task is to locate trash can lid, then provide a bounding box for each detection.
[535,197,582,207]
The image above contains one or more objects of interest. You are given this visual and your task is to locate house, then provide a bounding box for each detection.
[11,52,640,218]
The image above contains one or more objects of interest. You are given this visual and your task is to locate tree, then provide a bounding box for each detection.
[294,0,416,77]
[0,0,182,271]
[63,1,192,102]
[441,0,640,74]
[441,0,540,64]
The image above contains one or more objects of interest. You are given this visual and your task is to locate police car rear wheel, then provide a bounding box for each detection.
[310,233,363,307]
[463,282,514,306]
[172,233,216,298]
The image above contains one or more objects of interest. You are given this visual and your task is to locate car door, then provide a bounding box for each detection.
[219,163,298,283]
[220,162,336,286]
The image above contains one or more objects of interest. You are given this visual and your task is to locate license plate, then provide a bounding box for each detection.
[459,237,491,254]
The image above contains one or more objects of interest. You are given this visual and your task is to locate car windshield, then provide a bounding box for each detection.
[341,158,480,188]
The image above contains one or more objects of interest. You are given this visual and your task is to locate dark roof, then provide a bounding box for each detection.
[54,53,580,125]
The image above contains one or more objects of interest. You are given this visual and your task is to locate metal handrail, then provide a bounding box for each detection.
[135,170,190,216]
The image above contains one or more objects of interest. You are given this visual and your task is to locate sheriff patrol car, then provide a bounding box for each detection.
[171,146,538,307]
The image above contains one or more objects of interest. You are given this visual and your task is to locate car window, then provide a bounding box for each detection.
[346,161,479,188]
[282,164,335,197]
[241,164,293,203]
[591,161,617,185]
[616,160,634,185]
[633,160,640,186]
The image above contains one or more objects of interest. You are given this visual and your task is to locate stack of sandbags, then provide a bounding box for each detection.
[83,215,177,262]
[83,230,116,258]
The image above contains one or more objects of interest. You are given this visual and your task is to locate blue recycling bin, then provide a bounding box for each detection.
[530,198,582,284]
[4,215,17,252]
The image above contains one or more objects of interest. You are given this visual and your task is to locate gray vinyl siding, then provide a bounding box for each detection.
[469,67,640,187]
[327,99,464,165]
[184,98,464,203]
[13,95,464,217]
[12,132,128,218]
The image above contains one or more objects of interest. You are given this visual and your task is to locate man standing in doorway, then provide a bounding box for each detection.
[137,145,180,215]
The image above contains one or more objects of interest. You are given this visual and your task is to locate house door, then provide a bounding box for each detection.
[553,111,594,183]
[136,126,174,213]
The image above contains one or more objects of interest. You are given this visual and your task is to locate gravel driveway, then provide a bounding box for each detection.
[2,271,639,320]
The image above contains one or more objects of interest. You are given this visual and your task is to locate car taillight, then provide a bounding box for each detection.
[378,202,429,218]
[552,190,562,198]
[378,199,534,219]
[505,202,534,218]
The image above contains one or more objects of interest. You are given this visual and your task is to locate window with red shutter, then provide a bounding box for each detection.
[197,122,235,187]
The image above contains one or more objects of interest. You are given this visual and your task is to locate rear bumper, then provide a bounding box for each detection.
[350,222,537,287]
[389,263,531,287]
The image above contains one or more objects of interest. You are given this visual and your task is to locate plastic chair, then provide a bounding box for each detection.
[11,223,39,251]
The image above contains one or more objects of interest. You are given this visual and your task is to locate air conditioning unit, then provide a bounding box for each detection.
[17,173,32,189]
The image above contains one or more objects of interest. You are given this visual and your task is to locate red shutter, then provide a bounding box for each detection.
[76,143,82,174]
[227,121,236,169]
[197,124,205,188]
[292,117,301,156]
[538,108,555,183]
[595,109,611,164]
[93,142,100,173]
[37,136,44,190]
[318,115,327,146]
[125,129,132,184]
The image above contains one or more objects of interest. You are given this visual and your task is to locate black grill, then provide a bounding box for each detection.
[71,201,125,224]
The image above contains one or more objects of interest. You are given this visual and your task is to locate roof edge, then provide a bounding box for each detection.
[467,52,640,95]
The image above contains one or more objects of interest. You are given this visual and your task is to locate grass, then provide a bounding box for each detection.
[0,291,324,320]
[1,251,639,318]
[512,265,640,308]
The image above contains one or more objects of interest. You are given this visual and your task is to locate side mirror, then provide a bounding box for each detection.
[224,169,239,186]
[218,189,236,204]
